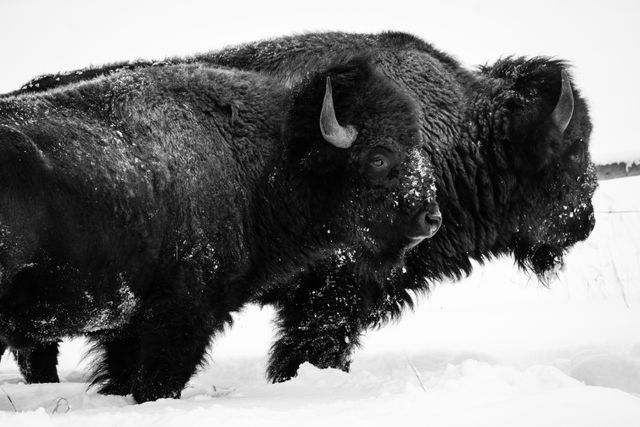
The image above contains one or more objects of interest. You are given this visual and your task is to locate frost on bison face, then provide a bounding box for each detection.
[513,154,597,279]
[282,63,440,269]
[480,59,598,279]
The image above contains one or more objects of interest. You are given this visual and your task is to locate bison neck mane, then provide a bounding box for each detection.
[408,84,527,286]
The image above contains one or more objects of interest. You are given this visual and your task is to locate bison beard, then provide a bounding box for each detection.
[0,58,439,402]
[2,32,597,386]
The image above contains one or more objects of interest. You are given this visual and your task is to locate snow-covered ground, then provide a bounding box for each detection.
[1,177,640,426]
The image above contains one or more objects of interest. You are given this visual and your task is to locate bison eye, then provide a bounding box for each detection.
[370,155,389,169]
[567,138,585,163]
[364,148,396,181]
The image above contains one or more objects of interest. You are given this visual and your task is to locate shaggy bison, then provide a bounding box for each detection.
[0,58,440,401]
[3,31,597,384]
[233,33,597,382]
[208,32,598,381]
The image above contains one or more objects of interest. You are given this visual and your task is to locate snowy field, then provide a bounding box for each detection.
[1,176,639,426]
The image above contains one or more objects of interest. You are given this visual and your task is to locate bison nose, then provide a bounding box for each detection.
[410,203,442,240]
[580,207,596,239]
[587,210,596,234]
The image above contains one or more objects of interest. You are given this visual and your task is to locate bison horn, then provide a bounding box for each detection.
[319,77,358,149]
[551,70,574,134]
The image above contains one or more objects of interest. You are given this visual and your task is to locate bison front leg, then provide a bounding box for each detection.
[92,335,139,396]
[128,297,214,403]
[13,342,60,383]
[265,263,368,383]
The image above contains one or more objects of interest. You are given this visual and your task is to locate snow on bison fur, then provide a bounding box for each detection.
[0,57,441,402]
[205,32,598,382]
[3,31,597,384]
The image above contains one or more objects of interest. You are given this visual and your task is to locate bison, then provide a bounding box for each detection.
[0,57,440,402]
[3,31,597,384]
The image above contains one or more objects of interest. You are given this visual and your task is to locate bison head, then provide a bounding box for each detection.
[283,58,441,267]
[481,58,597,279]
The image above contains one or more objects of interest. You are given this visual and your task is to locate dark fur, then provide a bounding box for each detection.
[0,58,437,401]
[2,31,597,383]
[207,33,598,382]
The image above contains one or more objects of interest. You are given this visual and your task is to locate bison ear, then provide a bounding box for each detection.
[505,63,575,172]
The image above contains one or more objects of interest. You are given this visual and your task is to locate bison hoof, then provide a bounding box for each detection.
[98,382,132,397]
[132,387,181,403]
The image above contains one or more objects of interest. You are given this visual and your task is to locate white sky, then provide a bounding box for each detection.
[0,0,638,163]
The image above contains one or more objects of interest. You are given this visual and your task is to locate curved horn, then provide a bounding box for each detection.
[551,70,574,134]
[319,77,358,149]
